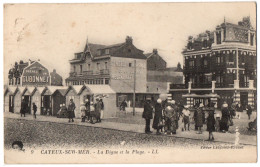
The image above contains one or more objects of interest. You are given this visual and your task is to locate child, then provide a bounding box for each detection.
[206,110,215,141]
[80,102,86,122]
[32,102,37,119]
[89,102,96,124]
[182,105,190,131]
[57,104,62,117]
[215,114,221,132]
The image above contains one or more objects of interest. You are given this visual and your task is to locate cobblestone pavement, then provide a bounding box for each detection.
[4,111,257,146]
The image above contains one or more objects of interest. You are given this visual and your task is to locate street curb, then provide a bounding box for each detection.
[4,117,257,147]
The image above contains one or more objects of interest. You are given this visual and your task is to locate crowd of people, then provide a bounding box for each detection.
[142,98,256,141]
[57,97,104,124]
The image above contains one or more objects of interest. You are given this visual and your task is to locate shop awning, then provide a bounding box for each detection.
[46,86,68,95]
[85,84,115,94]
[4,86,17,96]
[182,93,220,98]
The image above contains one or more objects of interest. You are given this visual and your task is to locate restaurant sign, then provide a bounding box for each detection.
[22,61,50,86]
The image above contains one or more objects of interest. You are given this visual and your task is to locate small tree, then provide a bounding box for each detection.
[177,62,182,71]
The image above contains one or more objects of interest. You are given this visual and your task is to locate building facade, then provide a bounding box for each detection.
[65,36,150,107]
[145,49,184,94]
[8,61,63,86]
[170,17,256,108]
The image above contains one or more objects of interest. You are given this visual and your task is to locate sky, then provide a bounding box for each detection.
[3,2,256,84]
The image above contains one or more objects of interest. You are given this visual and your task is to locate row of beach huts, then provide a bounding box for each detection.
[4,84,117,119]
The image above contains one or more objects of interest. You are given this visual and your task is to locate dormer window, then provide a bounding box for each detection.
[216,31,221,44]
[97,50,101,56]
[250,33,254,46]
[105,49,109,55]
[203,39,207,48]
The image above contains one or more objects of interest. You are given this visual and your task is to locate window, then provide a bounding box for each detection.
[105,49,109,54]
[88,64,91,71]
[97,50,101,56]
[80,65,82,74]
[228,54,234,62]
[216,75,223,84]
[203,39,207,48]
[129,63,132,67]
[216,56,223,64]
[97,63,100,70]
[189,60,195,68]
[216,31,221,44]
[250,33,254,46]
[203,59,208,66]
[128,49,131,53]
[105,79,109,85]
[73,65,76,72]
[105,62,108,69]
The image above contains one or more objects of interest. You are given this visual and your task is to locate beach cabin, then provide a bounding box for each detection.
[85,84,117,119]
[22,86,37,114]
[65,85,89,118]
[41,86,67,116]
[4,86,17,113]
[13,86,26,114]
[30,87,46,115]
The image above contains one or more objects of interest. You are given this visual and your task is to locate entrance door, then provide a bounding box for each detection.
[43,95,51,115]
[240,92,248,110]
[23,96,31,114]
[9,95,14,113]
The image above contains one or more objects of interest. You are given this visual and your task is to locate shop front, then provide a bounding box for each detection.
[13,87,26,114]
[4,86,17,113]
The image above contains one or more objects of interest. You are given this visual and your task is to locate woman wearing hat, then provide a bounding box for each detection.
[152,98,163,135]
[220,103,230,132]
[195,103,205,134]
[68,99,76,122]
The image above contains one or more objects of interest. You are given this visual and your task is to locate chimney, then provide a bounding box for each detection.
[125,36,133,44]
[153,49,158,54]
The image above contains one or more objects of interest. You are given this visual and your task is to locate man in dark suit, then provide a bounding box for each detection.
[142,98,153,134]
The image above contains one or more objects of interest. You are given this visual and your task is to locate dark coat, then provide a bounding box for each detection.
[152,103,163,129]
[247,106,252,115]
[68,102,76,118]
[120,101,127,110]
[220,107,230,131]
[195,107,204,127]
[206,115,215,132]
[33,104,37,114]
[142,102,153,119]
[20,101,27,114]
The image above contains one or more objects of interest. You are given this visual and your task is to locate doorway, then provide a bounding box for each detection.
[23,95,31,114]
[43,95,51,115]
[240,92,248,110]
[9,95,14,113]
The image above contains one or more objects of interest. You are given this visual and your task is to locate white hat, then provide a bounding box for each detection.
[60,104,62,107]
[199,103,204,107]
[85,99,89,102]
[90,102,93,105]
[216,114,220,117]
[157,99,162,104]
[63,103,65,106]
[184,105,189,109]
[171,100,175,104]
[223,103,228,108]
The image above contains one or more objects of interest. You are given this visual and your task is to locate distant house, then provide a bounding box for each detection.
[145,49,184,93]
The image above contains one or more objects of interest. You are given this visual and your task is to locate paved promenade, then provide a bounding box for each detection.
[4,111,257,146]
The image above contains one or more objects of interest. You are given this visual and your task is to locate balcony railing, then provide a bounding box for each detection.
[192,83,212,88]
[239,82,249,88]
[170,84,187,89]
[100,69,109,75]
[69,72,77,77]
[83,71,93,76]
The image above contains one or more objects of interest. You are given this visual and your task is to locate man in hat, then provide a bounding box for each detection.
[182,105,190,131]
[85,99,90,122]
[142,98,153,134]
[195,103,205,134]
[94,97,102,123]
[68,99,76,122]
